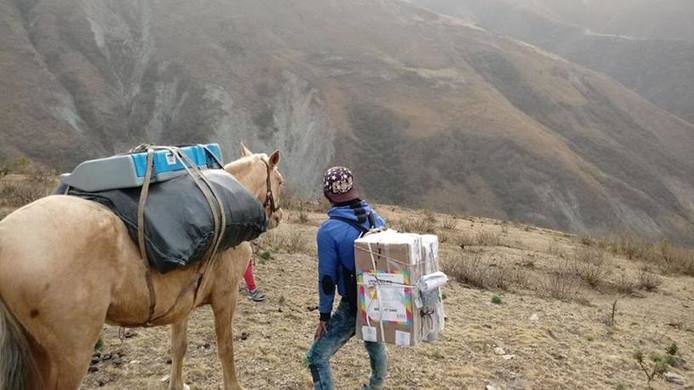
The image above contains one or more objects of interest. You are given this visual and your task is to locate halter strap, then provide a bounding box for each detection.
[261,158,280,214]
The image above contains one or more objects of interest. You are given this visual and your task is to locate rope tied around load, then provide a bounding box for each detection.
[133,144,227,326]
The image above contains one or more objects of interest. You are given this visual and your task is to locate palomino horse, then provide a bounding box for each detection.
[0,144,284,390]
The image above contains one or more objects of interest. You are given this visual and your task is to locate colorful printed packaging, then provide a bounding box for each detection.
[355,230,445,346]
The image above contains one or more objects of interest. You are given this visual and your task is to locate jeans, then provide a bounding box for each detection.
[306,300,388,390]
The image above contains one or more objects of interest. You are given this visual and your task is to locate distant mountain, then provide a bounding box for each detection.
[509,0,694,41]
[1,0,694,241]
[410,0,694,124]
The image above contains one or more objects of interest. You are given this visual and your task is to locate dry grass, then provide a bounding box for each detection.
[256,227,310,255]
[0,177,53,208]
[444,254,527,291]
[458,230,503,247]
[547,240,567,259]
[396,217,437,234]
[596,235,694,277]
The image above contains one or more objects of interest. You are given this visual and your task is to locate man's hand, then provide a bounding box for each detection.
[314,321,328,340]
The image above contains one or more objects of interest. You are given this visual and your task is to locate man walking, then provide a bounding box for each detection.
[305,167,388,390]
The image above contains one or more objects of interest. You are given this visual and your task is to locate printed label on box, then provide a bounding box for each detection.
[361,326,378,342]
[395,330,411,347]
[362,272,407,323]
[166,152,176,165]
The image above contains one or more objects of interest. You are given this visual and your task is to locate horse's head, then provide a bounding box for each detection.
[224,143,284,229]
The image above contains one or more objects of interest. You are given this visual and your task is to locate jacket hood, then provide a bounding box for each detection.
[326,200,374,223]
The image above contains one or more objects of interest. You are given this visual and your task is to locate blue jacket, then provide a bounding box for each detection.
[316,200,385,320]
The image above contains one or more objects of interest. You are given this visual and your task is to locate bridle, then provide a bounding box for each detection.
[261,158,281,215]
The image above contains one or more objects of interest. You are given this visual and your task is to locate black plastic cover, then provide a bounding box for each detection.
[54,169,267,273]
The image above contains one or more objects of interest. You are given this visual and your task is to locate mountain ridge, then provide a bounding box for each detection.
[1,0,693,241]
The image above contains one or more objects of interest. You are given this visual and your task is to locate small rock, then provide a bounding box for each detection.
[494,347,506,355]
[503,354,515,360]
[307,305,318,312]
[278,307,284,313]
[112,357,123,367]
[97,380,106,387]
[483,324,492,329]
[129,360,140,365]
[88,366,99,373]
[166,357,172,364]
[90,356,100,365]
[485,384,499,390]
[202,342,211,349]
[102,352,112,361]
[665,372,685,385]
[160,375,170,383]
[529,313,539,322]
[123,330,137,338]
[92,351,101,359]
[241,332,250,341]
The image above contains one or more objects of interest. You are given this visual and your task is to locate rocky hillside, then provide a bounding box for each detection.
[2,0,694,241]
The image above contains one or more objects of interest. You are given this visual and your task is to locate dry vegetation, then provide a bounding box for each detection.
[0,177,692,389]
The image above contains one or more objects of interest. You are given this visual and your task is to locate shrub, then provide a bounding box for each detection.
[285,230,308,254]
[542,270,577,301]
[571,247,607,288]
[440,216,458,231]
[634,350,666,388]
[637,269,662,291]
[257,250,272,264]
[615,274,635,295]
[444,255,514,290]
[491,295,502,305]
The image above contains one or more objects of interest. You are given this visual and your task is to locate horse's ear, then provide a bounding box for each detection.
[240,143,253,157]
[269,149,281,167]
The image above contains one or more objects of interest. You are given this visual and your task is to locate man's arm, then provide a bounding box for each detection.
[316,228,338,321]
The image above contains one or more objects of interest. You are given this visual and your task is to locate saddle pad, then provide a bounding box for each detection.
[55,169,267,273]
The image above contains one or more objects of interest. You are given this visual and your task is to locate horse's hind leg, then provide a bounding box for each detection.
[36,325,102,389]
[168,318,189,390]
[17,288,110,389]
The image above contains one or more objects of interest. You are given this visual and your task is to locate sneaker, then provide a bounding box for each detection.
[247,289,266,302]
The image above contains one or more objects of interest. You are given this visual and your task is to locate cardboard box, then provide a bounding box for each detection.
[355,230,445,346]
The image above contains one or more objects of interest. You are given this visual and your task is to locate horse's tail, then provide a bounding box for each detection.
[0,297,36,390]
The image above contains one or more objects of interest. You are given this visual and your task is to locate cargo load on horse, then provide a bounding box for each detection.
[55,144,268,273]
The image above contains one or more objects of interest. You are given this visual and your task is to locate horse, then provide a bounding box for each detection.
[0,144,284,390]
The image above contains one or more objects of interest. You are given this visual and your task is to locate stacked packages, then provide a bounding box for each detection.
[355,230,447,347]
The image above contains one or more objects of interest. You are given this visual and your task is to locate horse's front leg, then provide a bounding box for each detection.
[168,318,189,390]
[212,289,243,390]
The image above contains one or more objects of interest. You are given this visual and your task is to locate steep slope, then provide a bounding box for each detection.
[1,0,694,241]
[411,0,694,124]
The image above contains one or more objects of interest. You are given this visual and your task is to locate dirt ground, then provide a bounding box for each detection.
[73,204,694,390]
